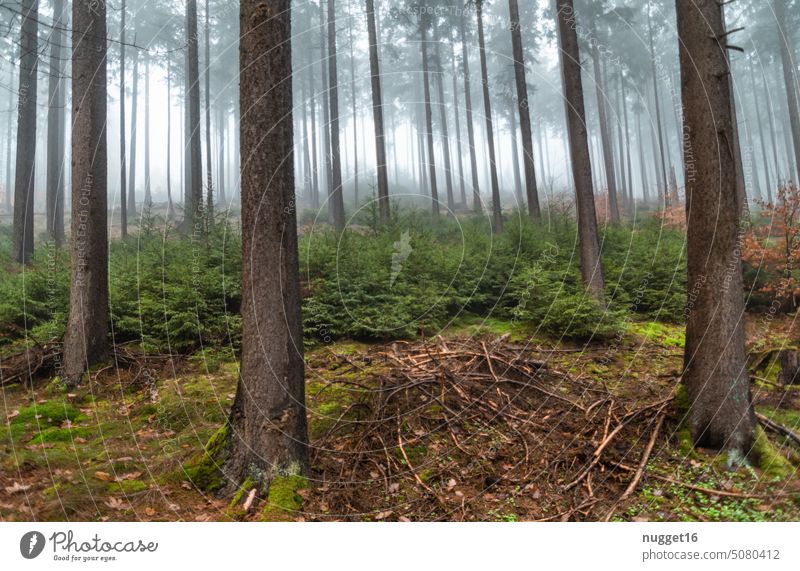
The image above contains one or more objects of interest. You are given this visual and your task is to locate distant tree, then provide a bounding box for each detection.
[366,0,390,222]
[63,0,109,386]
[46,0,66,246]
[775,0,800,184]
[555,0,605,304]
[11,0,37,264]
[459,9,481,212]
[327,0,345,230]
[224,0,309,489]
[119,0,128,238]
[184,0,203,231]
[677,0,754,457]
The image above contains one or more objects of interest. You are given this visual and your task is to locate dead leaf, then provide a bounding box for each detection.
[94,471,114,482]
[374,510,393,520]
[6,410,19,421]
[104,497,131,510]
[4,482,31,494]
[144,507,156,516]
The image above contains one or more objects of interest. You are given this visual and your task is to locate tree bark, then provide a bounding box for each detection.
[366,0,389,222]
[476,0,502,231]
[460,11,481,213]
[12,0,38,264]
[327,0,345,230]
[510,109,523,205]
[648,7,669,207]
[433,29,455,212]
[144,55,152,206]
[589,26,620,222]
[555,0,605,304]
[128,44,139,217]
[185,0,203,230]
[226,0,309,489]
[508,0,540,220]
[119,0,127,237]
[775,0,800,184]
[677,0,754,456]
[63,0,109,385]
[420,15,440,217]
[204,0,214,224]
[46,0,66,246]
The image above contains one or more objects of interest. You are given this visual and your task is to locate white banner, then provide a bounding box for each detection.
[1,522,798,570]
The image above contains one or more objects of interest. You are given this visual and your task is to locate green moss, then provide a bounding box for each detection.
[752,426,794,480]
[110,479,149,494]
[8,401,85,440]
[184,423,229,492]
[228,477,253,509]
[261,475,308,521]
[628,321,685,347]
[28,426,93,445]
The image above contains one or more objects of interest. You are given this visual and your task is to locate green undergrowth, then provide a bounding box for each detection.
[184,423,230,492]
[261,475,308,521]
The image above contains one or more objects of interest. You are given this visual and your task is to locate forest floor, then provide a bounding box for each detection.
[1,315,800,522]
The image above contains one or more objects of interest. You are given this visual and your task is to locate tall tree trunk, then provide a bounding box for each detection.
[614,68,628,213]
[620,70,634,210]
[300,71,312,205]
[589,25,620,222]
[347,4,359,208]
[309,65,320,210]
[217,105,226,204]
[749,59,772,203]
[366,0,389,222]
[555,0,605,304]
[648,6,669,207]
[12,0,38,264]
[476,0,502,231]
[167,60,174,218]
[460,11,481,212]
[327,0,345,230]
[648,84,665,206]
[144,55,152,206]
[433,30,455,212]
[678,0,754,457]
[636,108,650,204]
[509,0,540,220]
[420,16,440,217]
[204,0,214,224]
[185,0,203,230]
[763,64,781,194]
[319,1,331,203]
[64,0,109,385]
[509,110,523,205]
[4,46,14,213]
[46,0,66,246]
[225,0,309,490]
[119,0,127,237]
[128,45,139,217]
[450,45,466,208]
[775,0,800,184]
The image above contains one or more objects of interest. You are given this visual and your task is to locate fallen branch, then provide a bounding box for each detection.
[756,412,800,447]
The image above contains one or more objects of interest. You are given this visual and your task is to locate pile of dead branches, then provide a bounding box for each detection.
[303,336,677,521]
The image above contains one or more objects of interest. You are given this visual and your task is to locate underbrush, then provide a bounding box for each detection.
[0,209,688,353]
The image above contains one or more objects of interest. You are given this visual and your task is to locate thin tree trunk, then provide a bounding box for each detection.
[204,0,213,224]
[509,0,540,220]
[64,0,109,385]
[775,0,800,184]
[327,0,345,230]
[555,0,605,304]
[648,6,669,207]
[433,30,455,212]
[309,64,320,210]
[677,0,754,456]
[509,110,523,206]
[450,45,466,208]
[128,44,139,217]
[420,16,440,217]
[12,0,38,264]
[648,84,665,206]
[319,1,331,213]
[4,45,14,213]
[460,11,481,212]
[763,64,782,193]
[620,70,634,210]
[366,0,389,222]
[119,0,127,237]
[217,105,226,204]
[348,3,359,208]
[636,109,650,204]
[300,70,312,206]
[476,0,502,231]
[614,68,628,213]
[225,0,309,490]
[589,25,620,222]
[749,59,772,202]
[167,60,174,218]
[185,0,203,230]
[144,55,152,206]
[46,0,65,246]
